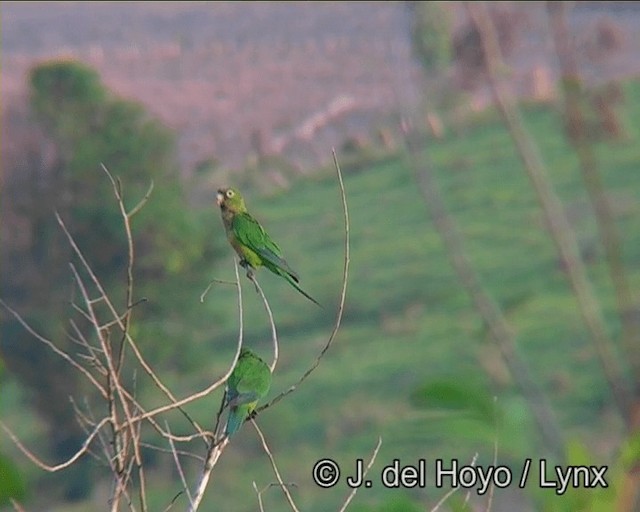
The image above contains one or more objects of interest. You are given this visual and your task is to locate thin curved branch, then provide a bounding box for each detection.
[56,212,173,405]
[252,482,298,512]
[189,437,230,512]
[57,211,211,439]
[199,279,236,303]
[68,260,149,511]
[258,149,349,412]
[252,420,300,512]
[165,422,193,508]
[1,417,109,472]
[0,298,108,399]
[124,261,245,427]
[248,273,279,373]
[429,452,478,512]
[338,437,382,512]
[140,442,204,462]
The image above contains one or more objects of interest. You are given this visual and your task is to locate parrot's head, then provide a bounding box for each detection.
[216,187,246,213]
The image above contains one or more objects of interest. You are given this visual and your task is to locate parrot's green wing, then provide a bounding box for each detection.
[230,210,322,307]
[231,212,300,281]
[225,349,272,437]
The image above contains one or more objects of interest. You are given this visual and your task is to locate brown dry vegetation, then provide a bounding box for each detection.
[2,2,640,173]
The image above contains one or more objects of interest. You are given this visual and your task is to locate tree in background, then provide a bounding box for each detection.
[409,1,452,75]
[1,60,210,500]
[407,1,454,139]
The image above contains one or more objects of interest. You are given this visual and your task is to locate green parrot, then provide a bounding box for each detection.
[225,348,272,436]
[216,187,321,307]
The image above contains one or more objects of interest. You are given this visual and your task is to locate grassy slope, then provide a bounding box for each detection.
[156,81,640,511]
[6,82,639,511]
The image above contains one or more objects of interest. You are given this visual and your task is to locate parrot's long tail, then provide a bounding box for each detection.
[285,274,322,308]
[225,407,245,437]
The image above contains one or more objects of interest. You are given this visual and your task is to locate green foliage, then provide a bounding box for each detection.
[411,379,498,425]
[30,60,106,142]
[6,70,640,510]
[0,452,26,506]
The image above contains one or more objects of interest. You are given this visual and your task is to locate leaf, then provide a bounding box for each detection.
[410,379,499,426]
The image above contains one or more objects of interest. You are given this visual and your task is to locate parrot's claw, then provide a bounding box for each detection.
[242,265,260,293]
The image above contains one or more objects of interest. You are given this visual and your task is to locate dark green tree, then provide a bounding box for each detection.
[1,60,210,501]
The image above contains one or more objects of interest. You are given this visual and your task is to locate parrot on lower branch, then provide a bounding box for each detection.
[225,348,272,436]
[216,187,321,307]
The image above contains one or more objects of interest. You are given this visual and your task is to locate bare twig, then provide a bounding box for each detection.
[189,437,230,511]
[0,299,108,398]
[337,437,382,512]
[165,422,193,508]
[139,442,204,462]
[252,420,300,512]
[252,482,298,512]
[125,260,244,426]
[429,453,478,512]
[200,278,237,303]
[69,261,148,510]
[56,211,196,429]
[213,390,228,440]
[484,397,499,512]
[253,482,266,512]
[259,149,349,411]
[0,417,109,472]
[100,165,136,376]
[248,273,279,372]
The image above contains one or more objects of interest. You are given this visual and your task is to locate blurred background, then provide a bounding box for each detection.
[2,1,640,511]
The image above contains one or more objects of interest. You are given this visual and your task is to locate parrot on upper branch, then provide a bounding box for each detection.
[216,187,321,307]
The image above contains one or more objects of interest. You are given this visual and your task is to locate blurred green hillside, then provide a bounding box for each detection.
[3,75,640,511]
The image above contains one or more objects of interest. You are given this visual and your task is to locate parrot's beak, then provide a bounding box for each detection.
[216,191,224,206]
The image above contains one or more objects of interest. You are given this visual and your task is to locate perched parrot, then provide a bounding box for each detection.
[225,348,272,436]
[216,187,321,307]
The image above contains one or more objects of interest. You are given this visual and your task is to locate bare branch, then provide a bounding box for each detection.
[248,274,279,372]
[337,437,382,512]
[252,481,298,512]
[189,438,230,511]
[128,179,155,219]
[56,211,182,416]
[125,260,244,426]
[139,442,204,462]
[165,422,193,508]
[200,278,237,303]
[0,298,108,398]
[429,453,478,512]
[1,417,109,472]
[259,149,349,412]
[252,482,266,512]
[252,420,300,512]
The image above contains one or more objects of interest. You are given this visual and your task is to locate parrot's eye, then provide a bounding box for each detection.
[226,190,235,198]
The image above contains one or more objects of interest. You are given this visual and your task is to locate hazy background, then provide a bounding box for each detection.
[3,2,640,511]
